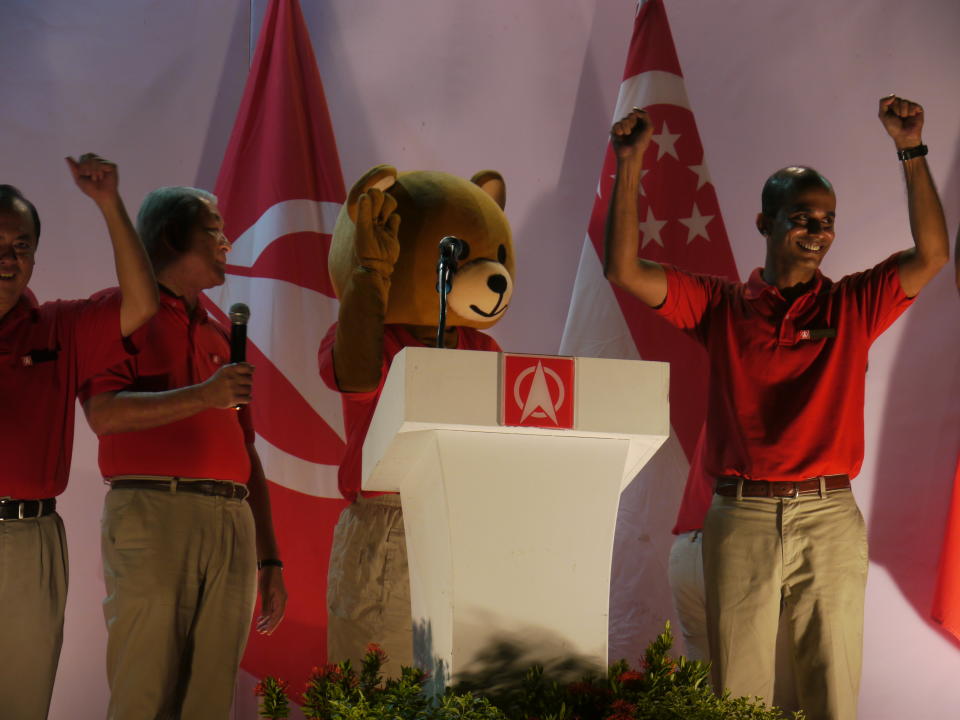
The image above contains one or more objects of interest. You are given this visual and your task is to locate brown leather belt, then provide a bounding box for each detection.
[108,477,249,501]
[715,474,850,499]
[0,497,56,521]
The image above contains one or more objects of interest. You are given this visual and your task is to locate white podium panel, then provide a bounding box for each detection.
[362,347,668,687]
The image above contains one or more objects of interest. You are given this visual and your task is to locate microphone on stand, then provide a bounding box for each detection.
[229,302,250,364]
[439,236,468,269]
[436,237,467,348]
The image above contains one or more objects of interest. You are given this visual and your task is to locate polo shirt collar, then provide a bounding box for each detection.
[158,284,208,323]
[0,292,39,330]
[744,267,824,301]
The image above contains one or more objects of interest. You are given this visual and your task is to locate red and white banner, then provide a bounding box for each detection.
[558,0,739,661]
[204,0,349,694]
[933,462,960,640]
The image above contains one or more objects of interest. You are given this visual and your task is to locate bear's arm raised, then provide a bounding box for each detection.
[332,267,392,393]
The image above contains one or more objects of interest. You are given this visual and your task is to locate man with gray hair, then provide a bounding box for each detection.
[81,186,287,718]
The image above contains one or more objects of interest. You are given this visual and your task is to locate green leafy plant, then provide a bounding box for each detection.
[255,627,803,720]
[254,676,290,719]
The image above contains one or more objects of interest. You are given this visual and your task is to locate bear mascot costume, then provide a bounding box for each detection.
[318,164,514,675]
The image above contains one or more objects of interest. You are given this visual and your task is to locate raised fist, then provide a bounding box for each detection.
[878,95,924,149]
[354,187,401,278]
[611,107,654,161]
[65,153,120,204]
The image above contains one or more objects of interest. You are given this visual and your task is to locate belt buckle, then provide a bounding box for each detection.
[20,500,42,519]
[0,500,39,521]
[784,483,800,499]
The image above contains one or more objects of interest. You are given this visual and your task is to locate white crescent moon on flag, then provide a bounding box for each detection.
[207,274,345,438]
[226,198,342,268]
[613,70,690,121]
[253,432,341,498]
[207,199,348,499]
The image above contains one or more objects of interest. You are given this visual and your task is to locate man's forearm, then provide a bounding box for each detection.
[899,156,948,297]
[603,157,667,307]
[84,385,212,435]
[98,195,158,337]
[246,445,281,562]
[903,157,948,261]
[604,156,644,282]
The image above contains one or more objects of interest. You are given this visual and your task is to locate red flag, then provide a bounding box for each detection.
[204,0,349,694]
[559,0,740,659]
[933,460,960,640]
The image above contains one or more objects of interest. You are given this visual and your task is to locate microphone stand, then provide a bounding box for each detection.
[436,236,465,348]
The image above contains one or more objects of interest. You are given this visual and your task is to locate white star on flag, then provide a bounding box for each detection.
[651,122,680,160]
[520,362,559,423]
[560,0,741,666]
[638,206,668,248]
[602,168,649,198]
[679,202,713,243]
[688,163,711,190]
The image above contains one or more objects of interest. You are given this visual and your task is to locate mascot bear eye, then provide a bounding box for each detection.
[497,244,507,264]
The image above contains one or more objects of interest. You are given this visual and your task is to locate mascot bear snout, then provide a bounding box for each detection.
[448,258,513,321]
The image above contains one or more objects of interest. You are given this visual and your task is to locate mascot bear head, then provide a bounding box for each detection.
[328,164,514,330]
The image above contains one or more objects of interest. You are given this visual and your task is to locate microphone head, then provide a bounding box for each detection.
[229,302,250,325]
[439,236,468,261]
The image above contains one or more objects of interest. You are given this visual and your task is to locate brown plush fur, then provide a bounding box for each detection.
[327,165,514,392]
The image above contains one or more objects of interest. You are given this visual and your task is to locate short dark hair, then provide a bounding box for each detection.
[136,186,216,270]
[0,185,41,243]
[761,166,833,218]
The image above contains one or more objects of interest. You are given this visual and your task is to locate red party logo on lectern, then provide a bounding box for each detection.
[501,353,575,429]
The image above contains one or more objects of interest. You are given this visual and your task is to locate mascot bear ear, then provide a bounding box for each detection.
[470,170,507,210]
[346,164,398,223]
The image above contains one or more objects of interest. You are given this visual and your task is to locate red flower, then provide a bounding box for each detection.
[313,663,343,682]
[607,699,636,720]
[617,670,645,688]
[365,643,389,663]
[254,677,289,697]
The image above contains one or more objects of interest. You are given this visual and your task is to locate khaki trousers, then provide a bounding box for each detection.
[0,512,68,720]
[101,487,257,720]
[703,488,867,720]
[327,494,412,675]
[669,530,799,713]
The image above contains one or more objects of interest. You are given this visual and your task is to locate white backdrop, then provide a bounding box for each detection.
[2,1,959,717]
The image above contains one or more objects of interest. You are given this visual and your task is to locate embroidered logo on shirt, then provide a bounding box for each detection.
[798,328,836,341]
[21,348,59,366]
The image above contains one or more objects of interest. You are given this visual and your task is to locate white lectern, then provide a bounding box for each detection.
[362,347,668,688]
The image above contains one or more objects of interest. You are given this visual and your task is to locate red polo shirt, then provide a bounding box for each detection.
[82,288,254,484]
[672,426,713,534]
[657,252,912,483]
[0,290,129,499]
[319,323,501,502]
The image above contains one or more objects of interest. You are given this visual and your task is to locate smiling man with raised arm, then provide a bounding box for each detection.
[0,154,157,720]
[604,96,947,720]
[79,187,287,720]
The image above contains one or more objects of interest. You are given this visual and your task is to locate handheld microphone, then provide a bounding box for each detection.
[228,303,250,364]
